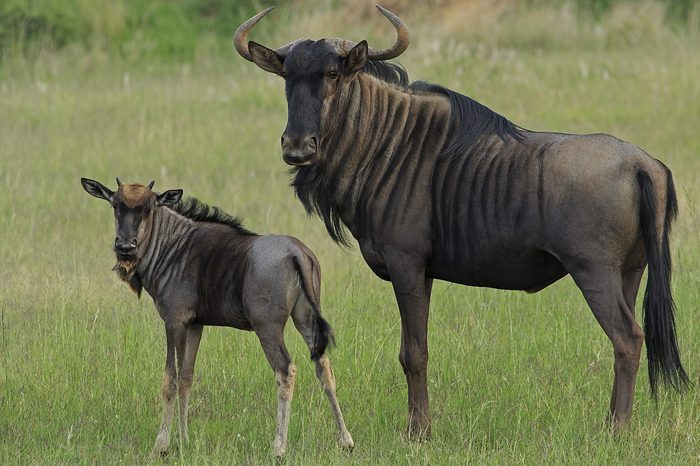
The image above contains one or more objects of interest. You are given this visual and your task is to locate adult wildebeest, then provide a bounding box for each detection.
[233,6,688,438]
[81,177,354,457]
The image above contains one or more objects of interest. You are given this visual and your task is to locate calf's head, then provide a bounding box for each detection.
[233,5,409,167]
[81,177,182,269]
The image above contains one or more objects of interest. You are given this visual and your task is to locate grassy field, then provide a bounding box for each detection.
[2,2,700,464]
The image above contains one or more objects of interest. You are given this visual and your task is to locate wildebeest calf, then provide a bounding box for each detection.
[81,177,354,457]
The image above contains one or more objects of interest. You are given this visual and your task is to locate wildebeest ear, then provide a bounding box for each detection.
[156,189,183,207]
[345,40,368,74]
[81,178,114,203]
[248,41,285,75]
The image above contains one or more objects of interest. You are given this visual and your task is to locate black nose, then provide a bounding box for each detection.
[114,238,137,255]
[281,133,317,165]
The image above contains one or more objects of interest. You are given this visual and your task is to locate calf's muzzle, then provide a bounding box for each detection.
[114,237,137,256]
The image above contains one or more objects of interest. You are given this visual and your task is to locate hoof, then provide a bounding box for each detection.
[606,411,631,434]
[151,434,169,458]
[340,431,355,451]
[150,448,169,459]
[406,423,431,442]
[272,438,287,458]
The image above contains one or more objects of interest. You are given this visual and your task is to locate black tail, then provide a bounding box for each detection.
[637,169,689,397]
[311,314,335,360]
[292,252,336,360]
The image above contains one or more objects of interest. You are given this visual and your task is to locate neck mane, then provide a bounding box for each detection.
[291,60,523,246]
[168,196,255,235]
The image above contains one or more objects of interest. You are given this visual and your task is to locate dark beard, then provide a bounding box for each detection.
[113,258,143,297]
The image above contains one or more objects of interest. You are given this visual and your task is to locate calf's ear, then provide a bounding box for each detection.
[156,189,183,207]
[81,178,114,203]
[249,41,285,75]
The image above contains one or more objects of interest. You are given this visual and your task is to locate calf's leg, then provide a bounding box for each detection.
[255,322,296,457]
[177,324,203,443]
[314,355,354,449]
[152,323,187,456]
[291,302,354,449]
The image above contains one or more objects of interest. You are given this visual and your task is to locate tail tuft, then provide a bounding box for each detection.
[290,247,336,360]
[311,314,335,360]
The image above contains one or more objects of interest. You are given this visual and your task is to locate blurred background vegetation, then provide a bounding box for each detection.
[0,0,262,61]
[1,0,698,63]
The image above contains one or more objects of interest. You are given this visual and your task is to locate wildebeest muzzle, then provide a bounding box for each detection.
[281,132,318,166]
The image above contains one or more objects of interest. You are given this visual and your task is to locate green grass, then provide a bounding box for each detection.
[2,3,700,464]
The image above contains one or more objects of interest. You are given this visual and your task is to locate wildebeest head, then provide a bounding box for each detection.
[234,5,409,166]
[81,177,182,269]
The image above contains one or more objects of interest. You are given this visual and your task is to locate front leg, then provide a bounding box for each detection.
[386,250,432,440]
[177,325,203,443]
[151,323,186,457]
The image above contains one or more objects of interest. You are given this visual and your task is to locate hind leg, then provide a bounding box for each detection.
[291,302,354,450]
[314,356,354,449]
[622,268,644,314]
[570,265,644,429]
[254,322,296,457]
[608,268,644,417]
[605,268,645,415]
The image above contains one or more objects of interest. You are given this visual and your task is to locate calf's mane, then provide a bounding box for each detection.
[168,196,256,236]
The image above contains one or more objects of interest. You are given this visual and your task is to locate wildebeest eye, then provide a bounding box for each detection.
[326,71,340,79]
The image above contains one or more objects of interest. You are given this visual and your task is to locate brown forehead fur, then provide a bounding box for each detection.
[116,184,153,207]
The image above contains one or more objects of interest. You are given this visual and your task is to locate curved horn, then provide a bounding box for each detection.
[235,5,408,62]
[324,6,409,60]
[233,7,275,62]
[116,177,123,187]
[147,180,155,190]
[367,5,410,60]
[324,38,361,56]
[273,39,308,57]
